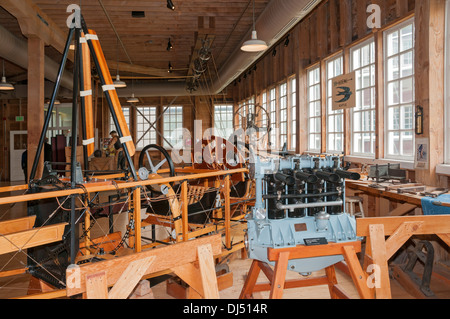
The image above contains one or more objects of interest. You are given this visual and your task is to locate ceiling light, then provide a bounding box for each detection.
[127,93,139,103]
[168,62,173,73]
[0,60,14,91]
[167,0,175,10]
[241,0,268,53]
[167,38,173,51]
[113,74,127,88]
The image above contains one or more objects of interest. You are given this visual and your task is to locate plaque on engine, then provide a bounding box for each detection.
[304,238,328,246]
[294,223,307,232]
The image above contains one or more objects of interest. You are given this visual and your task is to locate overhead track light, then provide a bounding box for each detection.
[284,34,290,47]
[241,0,268,53]
[167,0,175,10]
[0,60,14,91]
[168,62,173,73]
[167,38,173,51]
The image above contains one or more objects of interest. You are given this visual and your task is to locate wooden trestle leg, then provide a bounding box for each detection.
[240,241,367,299]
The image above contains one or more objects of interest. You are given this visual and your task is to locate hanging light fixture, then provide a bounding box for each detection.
[241,0,268,52]
[167,0,175,10]
[168,62,173,73]
[127,93,139,103]
[0,60,14,91]
[113,38,127,88]
[127,72,139,103]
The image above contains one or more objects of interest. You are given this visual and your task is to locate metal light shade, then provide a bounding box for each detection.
[113,74,127,88]
[127,93,139,103]
[241,30,268,52]
[0,76,14,90]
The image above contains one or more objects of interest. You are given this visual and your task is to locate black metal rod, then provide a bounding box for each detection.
[263,191,341,200]
[29,28,75,182]
[80,16,137,181]
[70,27,81,265]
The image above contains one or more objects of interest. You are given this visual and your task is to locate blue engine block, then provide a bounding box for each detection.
[245,154,361,275]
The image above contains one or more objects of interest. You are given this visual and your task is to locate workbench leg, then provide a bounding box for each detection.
[239,260,262,299]
[269,251,290,299]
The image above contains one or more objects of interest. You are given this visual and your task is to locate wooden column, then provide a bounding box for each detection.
[414,0,446,186]
[27,35,45,181]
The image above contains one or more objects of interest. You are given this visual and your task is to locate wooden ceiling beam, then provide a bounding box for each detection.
[1,0,71,58]
[107,60,184,78]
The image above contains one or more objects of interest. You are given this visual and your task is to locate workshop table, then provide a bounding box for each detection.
[346,180,426,217]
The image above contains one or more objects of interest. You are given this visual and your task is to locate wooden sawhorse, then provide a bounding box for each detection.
[239,241,368,299]
[356,215,450,299]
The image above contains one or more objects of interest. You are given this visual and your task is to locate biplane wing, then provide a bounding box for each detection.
[84,29,135,157]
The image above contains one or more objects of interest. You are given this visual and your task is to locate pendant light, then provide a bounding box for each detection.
[127,93,139,103]
[127,72,139,103]
[0,60,14,91]
[241,0,268,53]
[113,38,127,88]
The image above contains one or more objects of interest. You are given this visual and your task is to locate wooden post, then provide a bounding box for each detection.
[414,0,446,186]
[134,187,142,252]
[181,180,188,242]
[224,174,231,249]
[27,35,45,181]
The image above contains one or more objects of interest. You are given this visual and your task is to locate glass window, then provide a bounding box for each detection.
[326,55,344,154]
[163,106,183,148]
[290,77,297,151]
[269,87,277,150]
[136,106,157,150]
[279,82,288,150]
[109,107,131,136]
[214,104,234,139]
[384,19,415,160]
[351,40,376,157]
[307,66,321,152]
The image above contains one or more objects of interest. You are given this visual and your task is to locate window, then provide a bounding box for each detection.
[214,104,234,139]
[326,55,344,153]
[289,77,297,151]
[109,107,131,135]
[163,106,183,148]
[136,106,157,150]
[279,82,288,150]
[351,40,376,157]
[307,66,321,152]
[384,19,415,160]
[268,88,277,150]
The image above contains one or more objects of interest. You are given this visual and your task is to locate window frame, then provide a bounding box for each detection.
[135,106,157,151]
[383,18,416,161]
[162,105,184,149]
[325,54,344,154]
[289,76,297,152]
[350,38,377,158]
[213,104,234,139]
[306,65,322,152]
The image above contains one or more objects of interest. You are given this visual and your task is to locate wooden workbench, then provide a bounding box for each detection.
[346,180,425,217]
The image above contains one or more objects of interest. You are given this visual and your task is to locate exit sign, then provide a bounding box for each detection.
[16,116,24,122]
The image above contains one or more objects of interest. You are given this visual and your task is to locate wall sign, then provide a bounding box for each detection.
[331,71,356,111]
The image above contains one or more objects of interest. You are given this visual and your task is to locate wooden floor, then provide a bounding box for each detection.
[0,181,449,299]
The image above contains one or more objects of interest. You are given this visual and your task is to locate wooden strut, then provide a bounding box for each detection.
[66,234,222,299]
[239,241,365,300]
